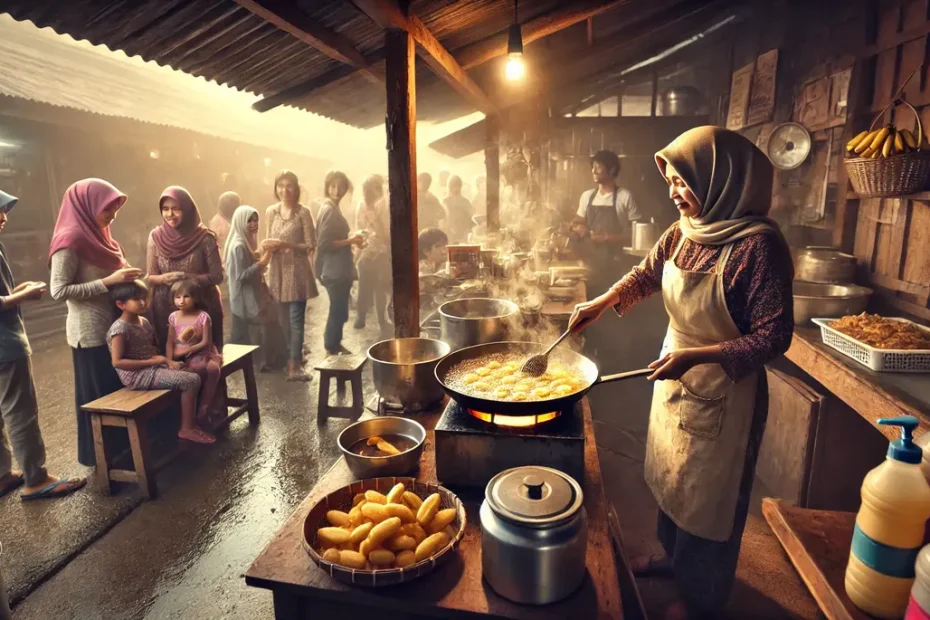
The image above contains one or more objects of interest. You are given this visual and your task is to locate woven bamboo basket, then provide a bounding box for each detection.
[302,477,467,587]
[846,99,930,197]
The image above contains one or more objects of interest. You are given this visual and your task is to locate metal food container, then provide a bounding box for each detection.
[439,298,518,351]
[632,221,658,251]
[367,338,450,411]
[794,246,857,284]
[480,466,587,605]
[337,416,427,478]
[793,280,873,325]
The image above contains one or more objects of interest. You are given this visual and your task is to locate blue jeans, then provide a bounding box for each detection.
[323,282,352,353]
[278,301,307,363]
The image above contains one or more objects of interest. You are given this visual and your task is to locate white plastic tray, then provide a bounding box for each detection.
[812,317,930,372]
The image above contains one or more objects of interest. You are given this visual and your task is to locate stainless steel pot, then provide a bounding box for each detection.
[439,298,518,351]
[793,280,873,325]
[337,416,426,478]
[794,246,857,284]
[367,338,450,411]
[632,221,657,251]
[480,466,587,605]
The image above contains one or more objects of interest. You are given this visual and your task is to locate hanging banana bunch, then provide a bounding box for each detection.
[846,124,928,159]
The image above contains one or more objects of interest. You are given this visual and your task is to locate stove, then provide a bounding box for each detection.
[434,399,585,489]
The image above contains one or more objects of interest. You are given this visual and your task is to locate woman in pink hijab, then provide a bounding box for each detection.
[49,178,143,466]
[146,186,225,349]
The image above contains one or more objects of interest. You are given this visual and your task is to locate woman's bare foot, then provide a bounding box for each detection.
[630,553,674,577]
[178,427,216,444]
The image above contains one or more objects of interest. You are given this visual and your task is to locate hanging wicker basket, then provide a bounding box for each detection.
[845,99,930,198]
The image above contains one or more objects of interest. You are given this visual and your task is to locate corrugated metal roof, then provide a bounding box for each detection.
[0,0,739,129]
[0,14,373,159]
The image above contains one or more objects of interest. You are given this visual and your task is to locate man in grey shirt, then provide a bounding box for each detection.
[0,189,86,500]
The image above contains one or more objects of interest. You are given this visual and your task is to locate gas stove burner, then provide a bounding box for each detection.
[435,399,585,488]
[466,409,560,427]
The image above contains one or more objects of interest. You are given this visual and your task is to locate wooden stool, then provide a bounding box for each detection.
[315,354,367,422]
[219,344,261,427]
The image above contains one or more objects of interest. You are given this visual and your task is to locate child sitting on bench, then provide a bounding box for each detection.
[106,279,214,444]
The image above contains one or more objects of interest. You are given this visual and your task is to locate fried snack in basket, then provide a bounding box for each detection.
[829,313,930,350]
[315,482,457,572]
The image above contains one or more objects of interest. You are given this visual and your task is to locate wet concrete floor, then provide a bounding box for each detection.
[5,291,818,619]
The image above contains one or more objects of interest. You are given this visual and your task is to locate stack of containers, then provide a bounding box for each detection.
[845,416,930,618]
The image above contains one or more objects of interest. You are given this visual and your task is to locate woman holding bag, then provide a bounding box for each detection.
[569,126,794,618]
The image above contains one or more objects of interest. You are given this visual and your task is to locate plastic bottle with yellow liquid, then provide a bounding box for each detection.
[846,416,930,619]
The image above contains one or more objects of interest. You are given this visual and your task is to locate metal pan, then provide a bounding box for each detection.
[434,341,651,416]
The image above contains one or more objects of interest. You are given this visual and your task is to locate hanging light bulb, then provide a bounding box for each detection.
[505,0,524,82]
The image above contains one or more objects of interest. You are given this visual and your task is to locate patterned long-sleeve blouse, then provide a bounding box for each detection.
[611,222,794,381]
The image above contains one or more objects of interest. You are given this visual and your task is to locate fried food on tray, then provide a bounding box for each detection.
[315,483,457,571]
[829,313,930,350]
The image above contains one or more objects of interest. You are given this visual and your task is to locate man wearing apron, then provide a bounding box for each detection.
[568,127,794,618]
[573,150,642,298]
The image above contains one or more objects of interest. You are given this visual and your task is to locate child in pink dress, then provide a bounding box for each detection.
[166,279,223,423]
[107,280,214,444]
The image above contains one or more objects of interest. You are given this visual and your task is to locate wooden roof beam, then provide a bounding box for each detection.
[234,0,382,84]
[350,0,499,116]
[456,0,629,70]
[252,0,627,113]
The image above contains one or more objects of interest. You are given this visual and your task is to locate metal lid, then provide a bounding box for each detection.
[485,466,583,528]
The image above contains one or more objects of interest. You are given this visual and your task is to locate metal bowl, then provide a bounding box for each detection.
[439,298,519,351]
[368,338,450,411]
[793,280,873,325]
[794,247,857,284]
[337,416,427,479]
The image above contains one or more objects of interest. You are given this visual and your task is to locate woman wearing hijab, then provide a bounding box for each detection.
[49,179,144,466]
[569,126,793,618]
[263,170,318,381]
[209,191,240,255]
[225,206,273,367]
[146,186,225,349]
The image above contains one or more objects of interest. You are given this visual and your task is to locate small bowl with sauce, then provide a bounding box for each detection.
[337,416,427,479]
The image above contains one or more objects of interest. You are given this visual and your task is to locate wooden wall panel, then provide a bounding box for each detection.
[903,0,929,29]
[873,48,899,110]
[903,202,930,284]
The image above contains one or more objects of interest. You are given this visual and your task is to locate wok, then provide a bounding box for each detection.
[434,341,651,416]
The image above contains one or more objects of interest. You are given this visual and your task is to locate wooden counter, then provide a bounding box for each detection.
[786,327,930,441]
[245,398,624,620]
[761,498,868,620]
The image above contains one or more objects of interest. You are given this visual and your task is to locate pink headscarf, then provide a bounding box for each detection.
[151,186,215,260]
[48,178,128,270]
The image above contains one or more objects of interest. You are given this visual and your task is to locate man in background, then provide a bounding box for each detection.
[417,173,447,232]
[442,176,474,243]
[573,150,642,297]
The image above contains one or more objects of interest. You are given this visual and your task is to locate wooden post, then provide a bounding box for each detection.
[650,69,659,116]
[385,28,419,338]
[486,117,500,233]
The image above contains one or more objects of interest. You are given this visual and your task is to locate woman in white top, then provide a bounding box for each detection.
[49,179,143,466]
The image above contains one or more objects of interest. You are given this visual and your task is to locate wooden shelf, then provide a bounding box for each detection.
[786,327,930,441]
[762,499,868,620]
[846,189,930,201]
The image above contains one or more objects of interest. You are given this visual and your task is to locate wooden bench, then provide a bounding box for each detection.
[82,344,260,499]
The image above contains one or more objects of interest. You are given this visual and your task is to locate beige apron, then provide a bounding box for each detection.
[644,236,758,542]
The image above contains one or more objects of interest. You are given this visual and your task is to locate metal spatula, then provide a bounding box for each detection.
[521,329,572,377]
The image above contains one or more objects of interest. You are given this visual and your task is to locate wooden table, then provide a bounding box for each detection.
[786,327,930,440]
[246,398,624,620]
[761,498,868,620]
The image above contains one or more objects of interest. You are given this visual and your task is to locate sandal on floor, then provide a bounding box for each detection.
[631,553,674,577]
[21,477,86,501]
[0,471,24,497]
[178,428,216,444]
